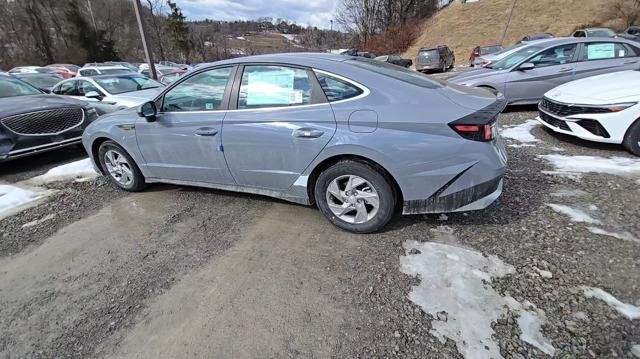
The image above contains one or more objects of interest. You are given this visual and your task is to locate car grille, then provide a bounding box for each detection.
[539,111,572,132]
[0,108,84,136]
[540,97,612,117]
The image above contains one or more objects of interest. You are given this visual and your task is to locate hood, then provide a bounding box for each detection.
[0,94,87,118]
[448,68,504,84]
[546,70,640,103]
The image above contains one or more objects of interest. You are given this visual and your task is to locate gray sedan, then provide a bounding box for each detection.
[449,38,640,105]
[82,53,507,233]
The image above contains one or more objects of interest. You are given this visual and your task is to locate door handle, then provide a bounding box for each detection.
[194,127,218,136]
[623,60,638,65]
[558,67,574,73]
[293,128,324,138]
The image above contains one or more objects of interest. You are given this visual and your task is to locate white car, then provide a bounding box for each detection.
[538,70,640,155]
[52,73,163,114]
[76,65,133,77]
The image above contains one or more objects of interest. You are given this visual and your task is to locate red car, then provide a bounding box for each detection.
[46,64,80,79]
[469,45,503,67]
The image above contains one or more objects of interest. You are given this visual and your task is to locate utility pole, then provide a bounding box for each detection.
[132,0,157,80]
[500,0,518,46]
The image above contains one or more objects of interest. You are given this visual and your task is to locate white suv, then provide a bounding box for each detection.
[76,66,133,77]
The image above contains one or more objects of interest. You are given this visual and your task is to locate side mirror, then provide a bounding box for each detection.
[138,101,157,122]
[85,91,102,100]
[518,62,535,71]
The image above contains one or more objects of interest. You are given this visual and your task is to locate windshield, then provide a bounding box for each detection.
[347,57,444,89]
[481,46,503,55]
[488,45,544,70]
[0,76,42,98]
[95,75,162,94]
[17,75,62,89]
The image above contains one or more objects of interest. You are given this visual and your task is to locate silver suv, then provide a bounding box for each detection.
[415,45,455,73]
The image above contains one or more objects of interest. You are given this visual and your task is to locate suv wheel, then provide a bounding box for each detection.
[98,140,147,191]
[314,160,396,233]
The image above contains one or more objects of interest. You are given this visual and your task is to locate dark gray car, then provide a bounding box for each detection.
[415,45,455,73]
[82,53,507,233]
[449,38,640,105]
[0,75,98,161]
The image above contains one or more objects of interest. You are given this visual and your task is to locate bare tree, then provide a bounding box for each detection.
[146,0,167,60]
[608,0,640,28]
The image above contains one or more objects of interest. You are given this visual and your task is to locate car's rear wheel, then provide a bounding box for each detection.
[98,140,147,191]
[622,118,640,156]
[314,160,396,233]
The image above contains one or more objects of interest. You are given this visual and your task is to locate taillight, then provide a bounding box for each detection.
[451,123,495,142]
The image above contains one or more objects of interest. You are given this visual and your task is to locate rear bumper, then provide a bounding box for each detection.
[416,63,442,71]
[403,176,503,214]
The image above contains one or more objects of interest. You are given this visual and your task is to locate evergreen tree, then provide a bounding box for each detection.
[167,1,192,62]
[65,0,119,62]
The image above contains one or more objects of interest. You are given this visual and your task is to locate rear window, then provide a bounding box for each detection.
[418,49,439,59]
[347,58,443,89]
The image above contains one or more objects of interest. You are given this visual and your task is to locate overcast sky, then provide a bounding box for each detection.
[174,0,339,29]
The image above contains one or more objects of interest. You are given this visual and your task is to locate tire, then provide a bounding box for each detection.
[622,118,640,156]
[98,140,147,191]
[314,160,396,233]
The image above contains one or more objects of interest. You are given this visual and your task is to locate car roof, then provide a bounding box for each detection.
[81,66,130,70]
[198,52,352,68]
[523,37,635,46]
[582,27,612,31]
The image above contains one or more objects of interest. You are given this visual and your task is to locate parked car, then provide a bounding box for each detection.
[538,70,640,155]
[52,73,163,114]
[159,69,188,85]
[7,66,56,75]
[373,55,413,68]
[469,45,504,67]
[618,26,640,42]
[0,74,98,161]
[104,61,140,72]
[46,64,80,78]
[77,66,134,77]
[571,28,616,38]
[139,66,177,78]
[449,38,640,105]
[12,73,64,92]
[82,53,508,233]
[415,45,455,73]
[518,33,554,43]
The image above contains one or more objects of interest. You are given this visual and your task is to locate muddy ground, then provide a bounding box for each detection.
[0,109,638,358]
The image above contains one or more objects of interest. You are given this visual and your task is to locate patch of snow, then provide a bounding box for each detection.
[539,155,640,177]
[400,240,555,358]
[28,158,97,184]
[0,184,53,220]
[437,213,448,221]
[22,213,56,228]
[631,344,640,358]
[500,120,540,144]
[546,204,600,224]
[572,311,589,321]
[550,189,588,197]
[508,143,536,148]
[587,227,639,244]
[235,36,245,40]
[549,146,566,152]
[582,287,640,320]
[541,170,582,180]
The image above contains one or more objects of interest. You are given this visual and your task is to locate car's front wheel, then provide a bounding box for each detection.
[623,118,640,156]
[314,160,396,233]
[98,140,147,191]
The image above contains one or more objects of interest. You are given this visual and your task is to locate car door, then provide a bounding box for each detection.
[221,64,336,190]
[504,43,579,103]
[135,66,237,184]
[571,41,640,79]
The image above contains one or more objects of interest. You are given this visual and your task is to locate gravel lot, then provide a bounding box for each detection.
[0,105,638,358]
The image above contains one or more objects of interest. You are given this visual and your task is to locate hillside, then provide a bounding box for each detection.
[403,0,621,63]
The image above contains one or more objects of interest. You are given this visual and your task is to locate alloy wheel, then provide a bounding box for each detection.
[104,149,134,186]
[325,175,380,224]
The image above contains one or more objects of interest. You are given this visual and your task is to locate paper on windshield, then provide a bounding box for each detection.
[587,44,615,60]
[246,69,300,106]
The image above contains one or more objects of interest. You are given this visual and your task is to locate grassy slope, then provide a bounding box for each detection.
[402,0,620,63]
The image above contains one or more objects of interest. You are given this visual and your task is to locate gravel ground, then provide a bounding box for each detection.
[0,108,638,358]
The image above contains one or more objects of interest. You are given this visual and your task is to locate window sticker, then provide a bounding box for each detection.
[587,44,615,60]
[205,103,214,110]
[246,69,295,105]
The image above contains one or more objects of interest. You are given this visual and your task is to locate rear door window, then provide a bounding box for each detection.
[419,50,439,59]
[581,42,635,60]
[237,65,313,109]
